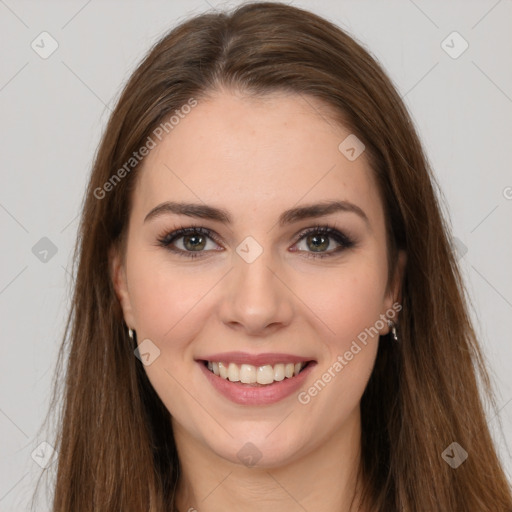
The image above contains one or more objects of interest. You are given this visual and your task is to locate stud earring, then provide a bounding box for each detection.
[128,327,134,340]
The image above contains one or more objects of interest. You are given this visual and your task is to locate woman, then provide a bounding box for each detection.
[37,2,512,511]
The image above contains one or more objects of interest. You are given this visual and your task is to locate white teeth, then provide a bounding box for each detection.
[206,360,308,385]
[227,362,240,382]
[218,361,228,379]
[239,364,256,384]
[257,365,274,385]
[273,363,285,381]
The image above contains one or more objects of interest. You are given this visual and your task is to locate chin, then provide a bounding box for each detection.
[205,426,309,469]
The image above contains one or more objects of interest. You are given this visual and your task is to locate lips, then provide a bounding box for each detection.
[195,351,317,405]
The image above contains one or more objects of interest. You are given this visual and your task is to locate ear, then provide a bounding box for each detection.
[109,245,137,330]
[380,249,407,334]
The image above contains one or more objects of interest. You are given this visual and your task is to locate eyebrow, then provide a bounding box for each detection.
[144,200,370,229]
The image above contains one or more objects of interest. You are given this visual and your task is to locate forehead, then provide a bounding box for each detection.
[133,91,382,224]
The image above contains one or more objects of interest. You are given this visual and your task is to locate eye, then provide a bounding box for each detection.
[292,225,355,259]
[156,226,222,259]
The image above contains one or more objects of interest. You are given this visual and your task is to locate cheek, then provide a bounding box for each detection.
[293,255,387,404]
[127,249,216,342]
[125,255,218,417]
[295,269,384,414]
[301,260,388,347]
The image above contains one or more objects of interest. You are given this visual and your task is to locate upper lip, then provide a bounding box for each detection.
[197,351,316,367]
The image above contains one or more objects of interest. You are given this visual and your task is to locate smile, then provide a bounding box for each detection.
[196,352,317,405]
[205,360,310,386]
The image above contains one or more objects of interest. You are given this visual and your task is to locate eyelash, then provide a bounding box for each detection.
[156,224,356,260]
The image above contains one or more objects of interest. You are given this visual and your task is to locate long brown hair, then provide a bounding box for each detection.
[34,2,512,511]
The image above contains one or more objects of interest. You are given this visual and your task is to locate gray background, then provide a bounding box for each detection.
[1,0,511,509]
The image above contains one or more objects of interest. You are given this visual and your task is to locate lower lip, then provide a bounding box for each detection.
[198,361,316,405]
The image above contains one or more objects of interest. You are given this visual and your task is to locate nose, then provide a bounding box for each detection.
[218,247,294,336]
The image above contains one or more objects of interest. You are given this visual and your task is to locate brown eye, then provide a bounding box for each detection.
[182,233,207,251]
[157,226,223,259]
[305,233,330,252]
[293,226,355,259]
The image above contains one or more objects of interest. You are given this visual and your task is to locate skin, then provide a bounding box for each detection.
[111,88,406,512]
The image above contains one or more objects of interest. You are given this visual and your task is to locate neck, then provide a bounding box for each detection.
[173,407,365,512]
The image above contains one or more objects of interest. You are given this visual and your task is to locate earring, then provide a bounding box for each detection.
[128,327,134,340]
[388,320,399,342]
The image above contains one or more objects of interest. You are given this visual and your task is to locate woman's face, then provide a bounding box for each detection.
[112,90,405,467]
